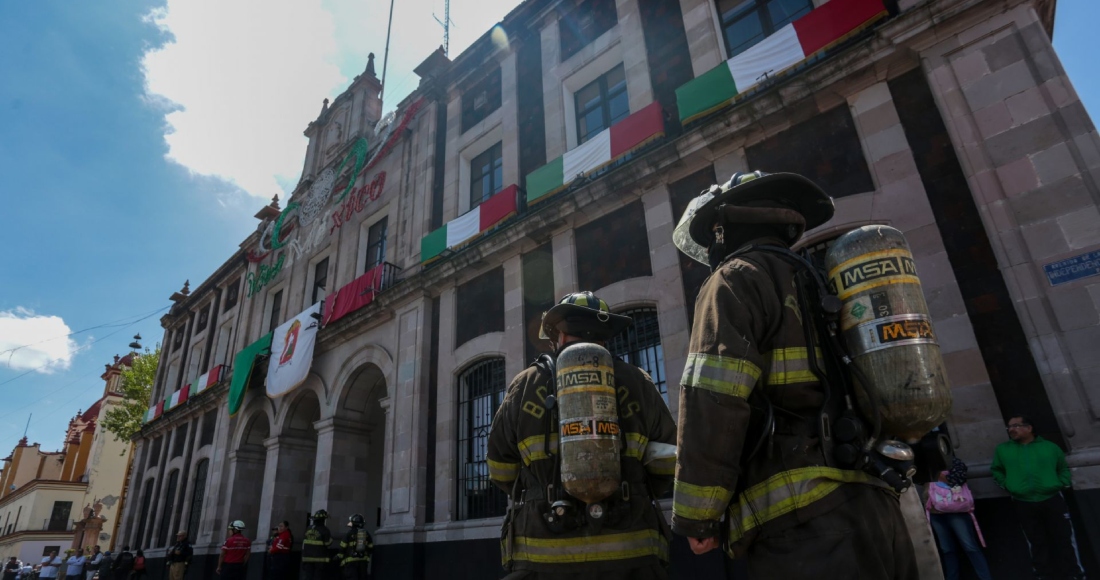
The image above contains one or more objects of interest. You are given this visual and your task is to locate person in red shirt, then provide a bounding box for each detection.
[217,520,252,580]
[268,520,293,580]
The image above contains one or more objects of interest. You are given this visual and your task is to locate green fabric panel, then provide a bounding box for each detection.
[525,156,564,204]
[675,62,738,123]
[228,332,273,416]
[421,225,448,262]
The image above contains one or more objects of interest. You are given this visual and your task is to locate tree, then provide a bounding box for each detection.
[102,346,160,442]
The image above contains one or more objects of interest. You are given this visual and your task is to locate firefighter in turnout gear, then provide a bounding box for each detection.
[299,509,333,580]
[488,292,677,580]
[670,171,919,579]
[337,514,373,580]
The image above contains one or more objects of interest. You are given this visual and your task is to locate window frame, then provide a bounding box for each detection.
[715,0,814,59]
[559,0,619,62]
[268,288,284,334]
[461,67,503,133]
[468,142,504,211]
[365,217,389,272]
[455,357,508,521]
[186,459,209,541]
[311,256,330,305]
[223,277,240,312]
[607,307,668,402]
[573,63,629,145]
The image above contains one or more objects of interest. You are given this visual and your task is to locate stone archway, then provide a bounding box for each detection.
[318,363,387,535]
[227,410,270,533]
[268,388,322,535]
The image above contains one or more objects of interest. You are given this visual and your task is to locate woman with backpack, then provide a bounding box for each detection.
[127,552,145,580]
[926,457,993,580]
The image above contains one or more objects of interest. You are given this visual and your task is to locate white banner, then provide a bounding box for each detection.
[266,302,322,398]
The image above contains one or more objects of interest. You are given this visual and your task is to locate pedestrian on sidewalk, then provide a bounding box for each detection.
[128,551,145,580]
[216,520,252,580]
[110,547,132,580]
[992,415,1085,580]
[84,547,101,580]
[166,531,192,580]
[926,458,992,580]
[39,551,62,580]
[267,521,293,580]
[63,549,86,580]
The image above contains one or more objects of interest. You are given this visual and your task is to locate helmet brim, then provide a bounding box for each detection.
[541,303,632,342]
[687,173,834,247]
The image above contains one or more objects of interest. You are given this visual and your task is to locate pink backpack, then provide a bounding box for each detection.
[927,483,975,514]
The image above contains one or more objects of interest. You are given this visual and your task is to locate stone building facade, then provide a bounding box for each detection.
[118,0,1100,577]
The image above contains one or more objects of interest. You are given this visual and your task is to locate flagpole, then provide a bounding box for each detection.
[380,0,396,103]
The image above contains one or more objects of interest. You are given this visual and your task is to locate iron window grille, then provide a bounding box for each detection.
[717,0,813,59]
[366,217,388,271]
[470,142,504,210]
[46,501,71,532]
[456,358,508,520]
[312,257,329,304]
[575,64,629,145]
[186,459,209,541]
[608,308,668,402]
[269,289,283,333]
[157,470,180,547]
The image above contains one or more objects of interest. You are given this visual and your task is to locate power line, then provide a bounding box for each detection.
[0,306,169,359]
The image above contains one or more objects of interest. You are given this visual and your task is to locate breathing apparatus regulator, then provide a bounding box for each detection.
[533,293,635,533]
[673,171,954,492]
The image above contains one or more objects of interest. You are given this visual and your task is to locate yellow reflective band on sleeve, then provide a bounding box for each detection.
[623,433,648,461]
[512,529,668,564]
[673,480,734,522]
[517,434,559,466]
[727,467,883,542]
[488,458,520,483]
[646,455,676,476]
[765,347,824,386]
[681,353,761,399]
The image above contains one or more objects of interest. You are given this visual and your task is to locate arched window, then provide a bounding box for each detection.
[186,460,209,540]
[156,470,180,548]
[456,358,508,520]
[608,308,668,402]
[135,479,154,549]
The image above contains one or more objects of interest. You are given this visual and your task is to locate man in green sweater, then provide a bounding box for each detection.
[991,415,1085,580]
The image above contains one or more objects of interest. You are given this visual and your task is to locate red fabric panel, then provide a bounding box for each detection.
[154,401,164,418]
[322,264,384,326]
[207,364,223,387]
[793,0,886,56]
[179,384,191,404]
[479,185,519,230]
[609,102,665,159]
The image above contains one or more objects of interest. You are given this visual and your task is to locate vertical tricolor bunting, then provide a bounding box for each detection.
[143,407,155,424]
[189,365,225,396]
[525,102,665,205]
[675,0,887,124]
[420,185,520,263]
[154,400,164,419]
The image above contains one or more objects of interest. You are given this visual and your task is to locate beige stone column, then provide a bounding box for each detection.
[615,0,656,112]
[677,0,724,77]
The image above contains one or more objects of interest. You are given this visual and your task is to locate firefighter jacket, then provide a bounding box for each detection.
[337,528,373,566]
[487,358,677,574]
[300,524,332,563]
[672,243,887,557]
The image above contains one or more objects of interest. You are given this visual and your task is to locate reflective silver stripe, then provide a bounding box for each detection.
[513,529,666,564]
[681,353,761,398]
[673,480,734,522]
[765,347,823,385]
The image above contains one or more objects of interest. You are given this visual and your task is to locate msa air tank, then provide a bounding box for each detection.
[555,342,621,504]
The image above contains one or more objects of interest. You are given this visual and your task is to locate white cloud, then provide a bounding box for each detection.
[0,308,80,373]
[141,0,347,198]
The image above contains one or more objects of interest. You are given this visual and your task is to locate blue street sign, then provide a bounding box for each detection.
[1043,249,1100,286]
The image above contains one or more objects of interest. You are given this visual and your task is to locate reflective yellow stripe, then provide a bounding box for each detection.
[681,353,761,398]
[646,455,676,476]
[765,347,823,386]
[673,480,734,522]
[513,529,667,564]
[623,432,648,461]
[488,458,520,483]
[727,467,882,542]
[517,434,559,465]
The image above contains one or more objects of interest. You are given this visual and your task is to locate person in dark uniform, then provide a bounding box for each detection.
[299,509,333,580]
[336,514,373,580]
[488,292,678,579]
[671,171,919,579]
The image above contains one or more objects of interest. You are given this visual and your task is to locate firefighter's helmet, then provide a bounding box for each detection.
[540,292,631,342]
[673,170,834,265]
[348,514,365,528]
[312,509,329,521]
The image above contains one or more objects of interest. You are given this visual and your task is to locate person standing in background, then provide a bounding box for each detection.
[926,458,992,580]
[268,521,294,580]
[84,547,101,580]
[166,531,193,580]
[63,549,85,580]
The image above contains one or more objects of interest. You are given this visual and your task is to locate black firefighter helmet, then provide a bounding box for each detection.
[539,292,631,343]
[348,514,365,528]
[673,170,834,264]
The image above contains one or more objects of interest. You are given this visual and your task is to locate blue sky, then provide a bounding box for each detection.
[0,1,1095,454]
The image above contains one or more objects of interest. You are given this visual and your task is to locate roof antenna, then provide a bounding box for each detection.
[380,0,396,103]
[22,414,31,440]
[433,0,456,57]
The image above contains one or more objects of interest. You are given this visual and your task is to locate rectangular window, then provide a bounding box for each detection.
[171,424,188,459]
[522,243,555,363]
[469,142,504,210]
[172,327,184,352]
[214,323,233,368]
[312,257,329,304]
[455,267,505,348]
[186,459,209,541]
[366,218,388,271]
[269,290,283,333]
[461,67,502,133]
[560,0,618,62]
[575,64,629,144]
[135,479,154,548]
[42,546,60,557]
[47,501,72,532]
[200,410,217,447]
[456,358,508,520]
[717,0,813,58]
[157,470,180,548]
[575,201,652,291]
[196,305,209,333]
[149,437,162,468]
[224,278,240,312]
